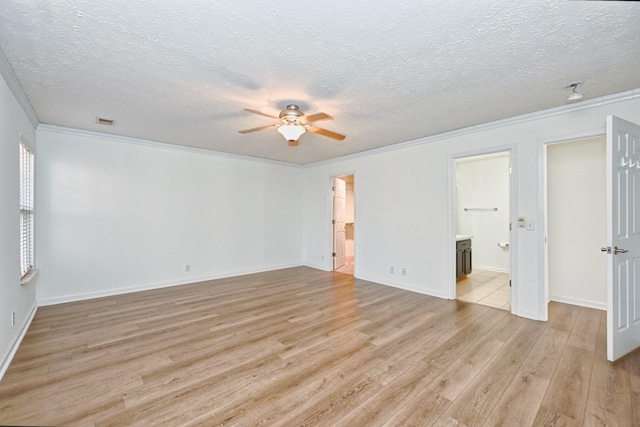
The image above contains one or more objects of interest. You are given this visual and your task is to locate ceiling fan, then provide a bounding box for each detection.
[239,104,346,146]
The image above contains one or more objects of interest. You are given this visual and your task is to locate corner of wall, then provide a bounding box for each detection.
[0,303,37,381]
[0,50,39,128]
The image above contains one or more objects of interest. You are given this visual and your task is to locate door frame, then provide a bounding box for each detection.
[448,145,517,314]
[332,176,347,270]
[538,128,605,321]
[329,172,356,273]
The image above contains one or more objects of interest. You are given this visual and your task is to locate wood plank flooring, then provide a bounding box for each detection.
[0,266,637,426]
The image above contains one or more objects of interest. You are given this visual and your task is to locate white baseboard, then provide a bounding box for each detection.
[356,274,450,300]
[302,266,450,299]
[303,262,331,272]
[474,265,510,273]
[549,294,606,311]
[514,308,543,321]
[0,303,37,381]
[38,263,303,306]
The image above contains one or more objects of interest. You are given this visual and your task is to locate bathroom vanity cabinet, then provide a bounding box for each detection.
[456,238,472,277]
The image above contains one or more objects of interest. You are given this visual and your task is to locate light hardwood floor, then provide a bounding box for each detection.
[0,266,637,426]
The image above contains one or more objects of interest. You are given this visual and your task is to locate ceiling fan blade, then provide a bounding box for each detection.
[305,112,333,123]
[306,125,346,141]
[238,124,277,134]
[244,108,279,119]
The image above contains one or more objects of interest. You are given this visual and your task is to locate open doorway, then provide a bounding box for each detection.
[332,175,354,275]
[454,151,512,311]
[544,136,606,310]
[543,118,640,361]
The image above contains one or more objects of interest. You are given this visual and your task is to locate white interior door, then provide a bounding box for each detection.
[333,177,346,270]
[606,115,640,361]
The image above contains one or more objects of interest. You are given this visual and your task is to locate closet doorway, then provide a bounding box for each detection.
[332,174,355,275]
[544,136,606,310]
[454,151,512,311]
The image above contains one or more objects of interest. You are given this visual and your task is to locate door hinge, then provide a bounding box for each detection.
[509,223,512,231]
[332,219,336,225]
[332,252,336,257]
[509,280,512,287]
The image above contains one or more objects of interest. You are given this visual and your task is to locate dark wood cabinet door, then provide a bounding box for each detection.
[463,249,472,275]
[456,249,464,277]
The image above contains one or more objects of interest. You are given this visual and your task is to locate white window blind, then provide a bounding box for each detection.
[20,142,34,279]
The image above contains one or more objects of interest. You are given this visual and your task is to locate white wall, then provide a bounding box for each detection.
[36,128,304,305]
[547,137,606,309]
[456,153,510,272]
[305,145,460,300]
[303,93,640,320]
[0,69,38,378]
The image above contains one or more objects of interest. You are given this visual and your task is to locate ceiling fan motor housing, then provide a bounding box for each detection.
[279,104,305,122]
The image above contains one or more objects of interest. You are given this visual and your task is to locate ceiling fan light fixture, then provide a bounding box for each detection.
[239,105,345,144]
[277,123,306,143]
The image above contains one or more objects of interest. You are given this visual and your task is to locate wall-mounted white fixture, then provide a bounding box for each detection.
[565,81,584,102]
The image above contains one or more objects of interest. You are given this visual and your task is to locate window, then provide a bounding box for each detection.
[20,141,34,279]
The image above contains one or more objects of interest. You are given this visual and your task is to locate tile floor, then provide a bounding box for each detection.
[335,254,354,275]
[456,269,510,311]
[335,261,508,310]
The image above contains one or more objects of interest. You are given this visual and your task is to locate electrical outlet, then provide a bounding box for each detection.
[390,266,394,274]
[518,216,525,229]
[402,268,406,276]
[185,264,191,272]
[11,312,15,327]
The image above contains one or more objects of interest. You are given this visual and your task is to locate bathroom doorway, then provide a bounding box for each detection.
[454,151,512,311]
[332,174,355,275]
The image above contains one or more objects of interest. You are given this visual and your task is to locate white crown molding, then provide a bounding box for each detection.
[0,48,39,128]
[305,88,640,168]
[37,124,304,169]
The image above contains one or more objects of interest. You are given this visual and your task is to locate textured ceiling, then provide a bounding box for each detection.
[1,0,639,164]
